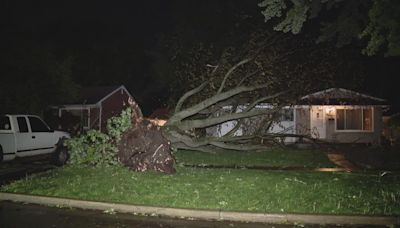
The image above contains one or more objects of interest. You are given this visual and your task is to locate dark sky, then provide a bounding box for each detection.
[1,0,399,113]
[1,1,171,47]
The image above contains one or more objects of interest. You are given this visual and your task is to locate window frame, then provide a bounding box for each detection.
[17,117,29,133]
[0,116,11,131]
[28,116,51,133]
[335,107,374,132]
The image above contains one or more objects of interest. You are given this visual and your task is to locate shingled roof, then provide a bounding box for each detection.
[60,85,133,105]
[299,88,387,106]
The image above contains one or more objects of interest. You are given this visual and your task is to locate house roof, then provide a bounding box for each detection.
[79,86,122,104]
[56,85,133,107]
[299,88,387,106]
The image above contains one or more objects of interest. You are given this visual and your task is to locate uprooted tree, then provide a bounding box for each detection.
[116,52,307,174]
[117,31,366,173]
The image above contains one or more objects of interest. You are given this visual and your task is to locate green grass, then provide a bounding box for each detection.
[2,165,399,216]
[175,148,336,168]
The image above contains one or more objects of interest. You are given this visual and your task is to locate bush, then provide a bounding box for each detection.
[106,107,133,141]
[65,108,132,167]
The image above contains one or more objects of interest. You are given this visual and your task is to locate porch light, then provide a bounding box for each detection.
[325,107,335,117]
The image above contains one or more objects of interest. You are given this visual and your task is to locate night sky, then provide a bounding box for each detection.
[1,0,399,114]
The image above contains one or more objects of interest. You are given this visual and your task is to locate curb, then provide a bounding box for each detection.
[1,192,399,226]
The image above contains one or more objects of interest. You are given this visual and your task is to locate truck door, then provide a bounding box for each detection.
[27,116,56,155]
[0,115,16,161]
[15,116,35,157]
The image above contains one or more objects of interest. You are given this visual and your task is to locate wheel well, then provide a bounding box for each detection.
[56,137,66,146]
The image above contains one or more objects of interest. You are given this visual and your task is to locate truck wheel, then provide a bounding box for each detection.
[53,143,69,166]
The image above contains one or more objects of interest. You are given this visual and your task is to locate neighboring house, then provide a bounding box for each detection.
[207,88,387,144]
[49,85,142,133]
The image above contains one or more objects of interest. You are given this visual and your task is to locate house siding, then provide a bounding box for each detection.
[89,107,100,130]
[295,108,310,136]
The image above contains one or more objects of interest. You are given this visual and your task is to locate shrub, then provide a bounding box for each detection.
[106,107,133,141]
[65,108,132,167]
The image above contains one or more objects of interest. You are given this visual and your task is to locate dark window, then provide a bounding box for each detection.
[281,109,294,121]
[17,117,29,133]
[1,116,11,130]
[28,117,49,132]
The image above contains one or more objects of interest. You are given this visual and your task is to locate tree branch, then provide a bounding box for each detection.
[237,70,260,87]
[178,108,276,131]
[175,80,210,113]
[209,141,267,151]
[217,58,251,94]
[168,83,272,124]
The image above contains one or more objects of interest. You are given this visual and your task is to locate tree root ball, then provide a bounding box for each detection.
[117,119,176,174]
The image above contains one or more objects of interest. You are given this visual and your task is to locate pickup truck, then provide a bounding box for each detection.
[0,114,70,165]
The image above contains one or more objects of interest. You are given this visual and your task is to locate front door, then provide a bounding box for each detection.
[310,107,326,139]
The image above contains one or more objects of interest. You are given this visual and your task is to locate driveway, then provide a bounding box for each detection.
[0,159,56,186]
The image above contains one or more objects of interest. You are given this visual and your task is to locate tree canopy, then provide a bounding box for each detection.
[259,0,400,57]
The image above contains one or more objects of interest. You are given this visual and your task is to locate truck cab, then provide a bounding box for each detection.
[0,115,70,165]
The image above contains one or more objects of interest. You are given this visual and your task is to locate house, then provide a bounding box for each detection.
[207,88,387,144]
[49,85,142,134]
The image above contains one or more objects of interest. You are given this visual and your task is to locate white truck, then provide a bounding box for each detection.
[0,114,70,165]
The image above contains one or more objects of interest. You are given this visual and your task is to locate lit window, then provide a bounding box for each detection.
[336,108,373,131]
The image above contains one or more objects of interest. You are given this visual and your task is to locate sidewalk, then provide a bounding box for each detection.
[1,192,399,226]
[327,152,361,172]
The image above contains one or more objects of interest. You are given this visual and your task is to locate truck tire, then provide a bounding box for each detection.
[53,140,69,166]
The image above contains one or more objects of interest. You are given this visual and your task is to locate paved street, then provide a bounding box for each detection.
[0,201,379,228]
[0,201,295,228]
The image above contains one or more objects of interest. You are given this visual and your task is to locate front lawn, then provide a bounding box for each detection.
[2,165,399,216]
[175,148,336,168]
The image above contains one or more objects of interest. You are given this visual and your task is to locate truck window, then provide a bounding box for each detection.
[1,116,11,130]
[28,117,50,132]
[17,117,29,133]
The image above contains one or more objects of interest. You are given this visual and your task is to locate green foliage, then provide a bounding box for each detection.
[106,108,133,141]
[260,0,309,34]
[65,130,118,167]
[65,108,132,167]
[360,0,400,56]
[259,0,400,56]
